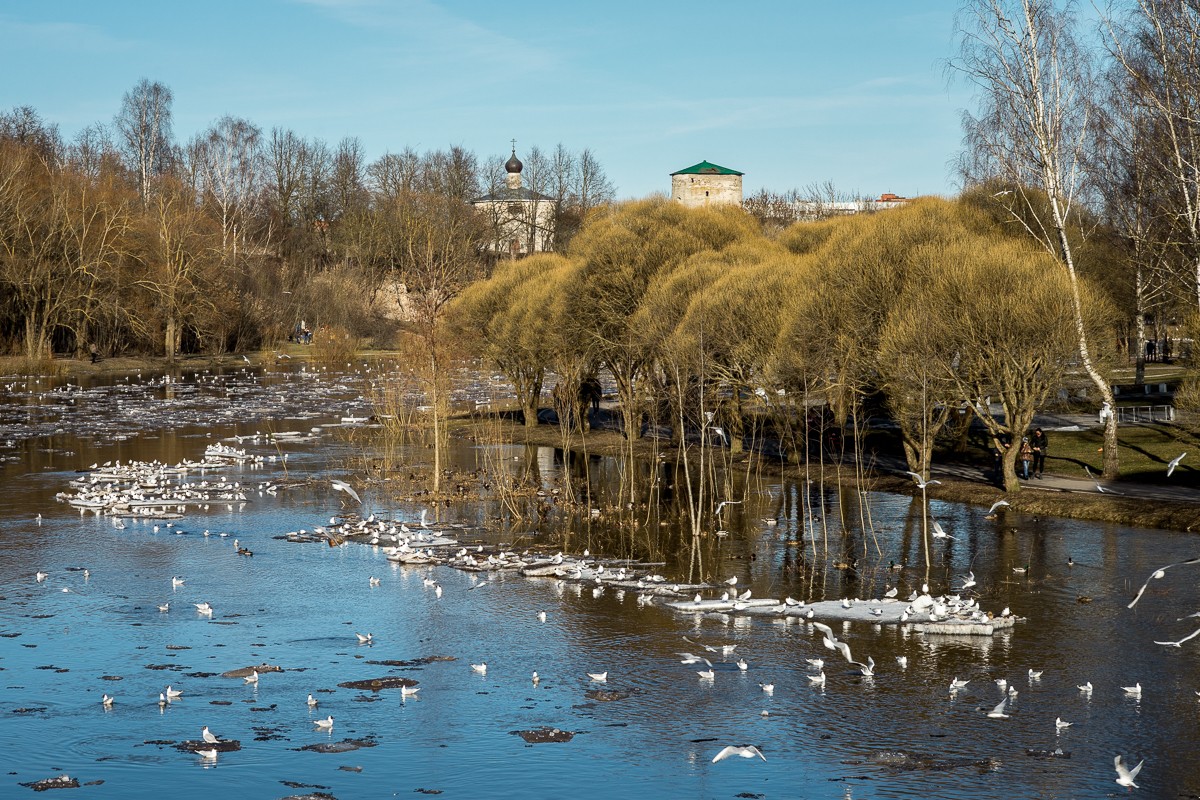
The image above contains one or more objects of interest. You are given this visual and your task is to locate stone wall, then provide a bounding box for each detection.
[671,173,743,207]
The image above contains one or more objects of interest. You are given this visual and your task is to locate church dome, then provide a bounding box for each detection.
[505,152,523,174]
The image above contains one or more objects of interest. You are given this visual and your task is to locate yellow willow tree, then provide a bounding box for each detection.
[892,236,1114,492]
[452,254,565,427]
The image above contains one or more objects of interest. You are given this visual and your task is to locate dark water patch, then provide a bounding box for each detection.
[337,677,417,691]
[364,656,454,667]
[294,738,377,753]
[222,664,282,678]
[20,774,80,791]
[32,615,54,619]
[175,740,241,753]
[512,727,574,744]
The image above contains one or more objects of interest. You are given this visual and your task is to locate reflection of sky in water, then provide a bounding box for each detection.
[1,371,1199,798]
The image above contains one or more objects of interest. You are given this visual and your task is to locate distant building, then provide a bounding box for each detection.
[472,147,556,257]
[786,193,913,220]
[671,160,744,208]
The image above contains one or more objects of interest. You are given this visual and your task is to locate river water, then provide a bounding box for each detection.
[1,365,1199,799]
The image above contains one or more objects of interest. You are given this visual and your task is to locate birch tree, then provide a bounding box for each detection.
[955,0,1121,478]
[115,79,174,207]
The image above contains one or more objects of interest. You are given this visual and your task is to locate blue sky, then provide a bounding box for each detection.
[0,0,971,199]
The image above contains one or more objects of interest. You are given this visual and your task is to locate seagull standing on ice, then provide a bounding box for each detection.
[202,726,220,744]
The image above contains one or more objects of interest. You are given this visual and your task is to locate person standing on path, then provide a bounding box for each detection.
[1019,436,1034,480]
[1030,427,1048,479]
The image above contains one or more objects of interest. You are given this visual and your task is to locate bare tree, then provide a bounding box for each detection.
[954,0,1120,478]
[1103,2,1200,320]
[191,116,262,256]
[114,79,174,207]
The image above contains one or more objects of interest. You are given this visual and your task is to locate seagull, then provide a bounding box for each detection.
[307,694,318,707]
[808,672,826,686]
[1114,755,1144,789]
[985,500,1010,518]
[172,576,185,587]
[724,576,738,586]
[101,694,114,708]
[1123,682,1142,698]
[587,672,608,682]
[714,500,743,516]
[313,715,334,729]
[1128,556,1200,608]
[356,632,372,644]
[805,658,824,669]
[165,685,182,699]
[537,611,547,623]
[1078,681,1093,694]
[1168,452,1187,477]
[194,602,213,616]
[197,748,218,760]
[926,522,955,542]
[950,677,970,691]
[369,577,380,587]
[531,672,540,685]
[987,698,1010,719]
[1154,626,1200,647]
[202,726,220,744]
[697,669,716,680]
[959,571,977,590]
[736,659,749,671]
[244,670,259,685]
[1028,669,1043,680]
[1084,465,1120,494]
[35,571,48,582]
[1055,717,1072,730]
[850,656,876,677]
[711,745,766,763]
[157,603,169,613]
[896,656,908,669]
[330,479,361,505]
[758,682,774,694]
[471,663,487,675]
[906,472,941,490]
[401,685,419,697]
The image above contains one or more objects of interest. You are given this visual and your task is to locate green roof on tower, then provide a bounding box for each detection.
[671,160,743,176]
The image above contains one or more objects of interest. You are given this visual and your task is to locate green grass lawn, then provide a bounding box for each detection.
[1038,422,1200,486]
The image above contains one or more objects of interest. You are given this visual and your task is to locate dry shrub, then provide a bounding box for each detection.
[310,324,359,367]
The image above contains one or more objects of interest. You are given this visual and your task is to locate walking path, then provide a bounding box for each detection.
[925,411,1200,506]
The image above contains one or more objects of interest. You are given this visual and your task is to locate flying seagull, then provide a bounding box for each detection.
[331,479,361,505]
[906,472,941,490]
[711,745,766,763]
[1128,556,1200,608]
[1154,626,1200,647]
[1168,452,1187,477]
[1114,754,1144,789]
[931,521,955,541]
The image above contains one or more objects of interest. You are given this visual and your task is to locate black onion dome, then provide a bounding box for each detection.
[505,152,523,173]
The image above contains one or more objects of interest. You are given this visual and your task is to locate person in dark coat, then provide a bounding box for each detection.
[1030,427,1048,478]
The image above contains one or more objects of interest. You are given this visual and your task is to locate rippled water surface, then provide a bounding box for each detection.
[2,367,1199,799]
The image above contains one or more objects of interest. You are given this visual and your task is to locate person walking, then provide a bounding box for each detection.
[1030,427,1048,478]
[1019,436,1034,480]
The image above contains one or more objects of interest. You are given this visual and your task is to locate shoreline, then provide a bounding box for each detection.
[453,415,1200,533]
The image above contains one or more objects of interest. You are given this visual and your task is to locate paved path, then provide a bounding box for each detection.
[925,411,1200,506]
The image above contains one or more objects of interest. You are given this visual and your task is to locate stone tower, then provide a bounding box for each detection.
[671,160,743,208]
